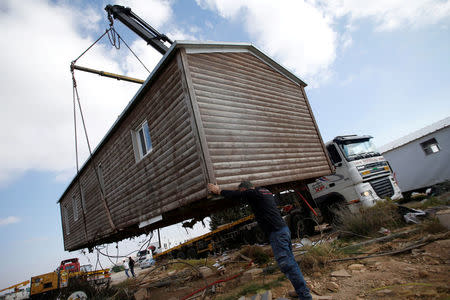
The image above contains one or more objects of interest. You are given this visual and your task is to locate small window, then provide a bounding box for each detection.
[327,144,342,165]
[72,195,78,221]
[134,121,153,160]
[63,204,70,235]
[421,138,440,155]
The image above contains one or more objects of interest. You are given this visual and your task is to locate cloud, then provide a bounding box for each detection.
[113,0,173,28]
[196,0,338,84]
[196,0,450,86]
[0,216,21,226]
[319,0,450,31]
[0,0,179,187]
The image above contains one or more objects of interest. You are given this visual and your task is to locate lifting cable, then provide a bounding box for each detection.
[70,23,151,235]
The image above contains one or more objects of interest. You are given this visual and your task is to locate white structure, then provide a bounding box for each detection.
[379,117,450,197]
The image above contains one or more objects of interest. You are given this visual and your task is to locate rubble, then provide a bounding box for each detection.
[330,269,351,277]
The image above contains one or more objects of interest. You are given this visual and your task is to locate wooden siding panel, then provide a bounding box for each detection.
[60,53,207,251]
[187,52,332,190]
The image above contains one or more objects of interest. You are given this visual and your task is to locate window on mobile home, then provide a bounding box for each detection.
[72,194,79,221]
[63,204,70,235]
[420,138,440,155]
[133,121,153,160]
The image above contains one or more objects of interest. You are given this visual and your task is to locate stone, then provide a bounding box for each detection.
[134,288,148,300]
[418,270,429,277]
[198,266,214,278]
[330,269,351,277]
[348,264,364,271]
[238,297,247,300]
[313,272,322,278]
[312,296,333,300]
[251,294,261,300]
[326,282,339,292]
[241,268,263,282]
[261,290,272,300]
[377,289,393,295]
[167,270,177,276]
[436,209,450,229]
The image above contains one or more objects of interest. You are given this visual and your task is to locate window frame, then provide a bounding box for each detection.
[72,194,79,221]
[132,120,153,161]
[63,204,70,235]
[420,138,440,156]
[327,144,343,165]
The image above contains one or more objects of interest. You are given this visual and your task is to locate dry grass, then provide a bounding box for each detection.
[335,200,404,237]
[240,245,272,265]
[421,218,448,234]
[298,243,342,273]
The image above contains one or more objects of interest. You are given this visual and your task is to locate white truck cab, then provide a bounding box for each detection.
[308,135,402,218]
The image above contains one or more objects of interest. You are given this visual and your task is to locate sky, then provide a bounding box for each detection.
[0,0,449,290]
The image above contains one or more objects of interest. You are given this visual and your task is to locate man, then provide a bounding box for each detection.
[128,257,136,277]
[208,181,312,300]
[123,259,130,278]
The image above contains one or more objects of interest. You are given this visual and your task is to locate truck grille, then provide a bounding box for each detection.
[369,177,394,198]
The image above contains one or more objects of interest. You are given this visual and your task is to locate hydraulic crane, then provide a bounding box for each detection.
[0,280,29,294]
[105,4,173,55]
[71,4,173,84]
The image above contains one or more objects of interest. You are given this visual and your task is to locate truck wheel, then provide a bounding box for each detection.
[187,247,197,259]
[328,202,348,226]
[290,214,314,238]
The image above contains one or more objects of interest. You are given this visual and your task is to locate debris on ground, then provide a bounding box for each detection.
[111,202,450,300]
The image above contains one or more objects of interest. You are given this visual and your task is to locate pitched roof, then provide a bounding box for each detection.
[379,116,450,153]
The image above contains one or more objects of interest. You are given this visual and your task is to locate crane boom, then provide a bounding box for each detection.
[105,4,173,55]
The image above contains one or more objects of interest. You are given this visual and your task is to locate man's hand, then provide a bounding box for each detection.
[208,183,221,195]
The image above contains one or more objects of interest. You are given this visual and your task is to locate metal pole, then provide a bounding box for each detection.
[72,64,145,84]
[158,228,161,249]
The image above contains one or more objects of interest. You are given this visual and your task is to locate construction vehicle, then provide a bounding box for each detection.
[0,281,29,300]
[28,258,110,299]
[307,135,403,223]
[153,189,319,260]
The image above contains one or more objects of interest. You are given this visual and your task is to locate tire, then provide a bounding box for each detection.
[327,202,348,226]
[290,214,315,238]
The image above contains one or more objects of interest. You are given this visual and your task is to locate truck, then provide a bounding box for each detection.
[307,135,402,224]
[28,258,110,299]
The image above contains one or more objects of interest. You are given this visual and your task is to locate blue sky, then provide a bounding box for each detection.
[1,0,449,290]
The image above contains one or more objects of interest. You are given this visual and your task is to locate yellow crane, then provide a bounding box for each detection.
[0,280,30,293]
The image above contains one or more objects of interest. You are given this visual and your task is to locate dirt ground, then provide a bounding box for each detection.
[123,229,449,300]
[112,197,450,300]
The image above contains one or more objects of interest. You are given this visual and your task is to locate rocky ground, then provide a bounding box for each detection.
[111,200,450,300]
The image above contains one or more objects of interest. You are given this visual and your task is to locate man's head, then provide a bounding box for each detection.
[238,180,253,191]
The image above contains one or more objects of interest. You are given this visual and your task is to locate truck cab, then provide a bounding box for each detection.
[308,135,402,218]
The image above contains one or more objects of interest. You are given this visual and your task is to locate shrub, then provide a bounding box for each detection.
[240,245,271,265]
[335,200,403,237]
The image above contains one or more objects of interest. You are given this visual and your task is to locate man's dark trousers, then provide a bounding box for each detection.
[269,226,312,300]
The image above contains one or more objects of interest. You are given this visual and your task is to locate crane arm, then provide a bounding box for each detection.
[0,280,30,293]
[105,4,173,55]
